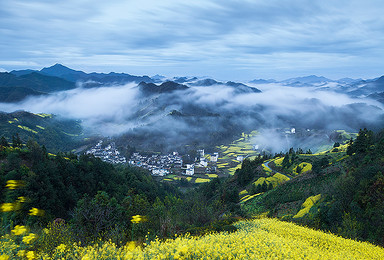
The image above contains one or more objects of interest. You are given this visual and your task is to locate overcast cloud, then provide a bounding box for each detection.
[1,0,384,80]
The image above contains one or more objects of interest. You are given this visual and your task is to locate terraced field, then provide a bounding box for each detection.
[216,131,259,175]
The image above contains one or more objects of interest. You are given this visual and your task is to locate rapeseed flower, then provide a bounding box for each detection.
[1,203,14,212]
[131,215,147,223]
[56,244,66,252]
[0,255,10,260]
[22,233,38,244]
[11,225,27,235]
[29,207,45,216]
[17,250,26,257]
[26,251,36,260]
[5,180,25,189]
[17,196,27,203]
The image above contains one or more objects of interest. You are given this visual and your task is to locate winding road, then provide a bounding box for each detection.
[263,160,292,179]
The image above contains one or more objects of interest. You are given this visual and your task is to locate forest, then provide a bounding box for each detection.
[1,128,384,258]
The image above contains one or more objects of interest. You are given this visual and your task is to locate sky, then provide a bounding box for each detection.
[0,0,384,81]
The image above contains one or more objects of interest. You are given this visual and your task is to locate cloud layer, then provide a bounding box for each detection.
[1,82,383,153]
[1,0,384,80]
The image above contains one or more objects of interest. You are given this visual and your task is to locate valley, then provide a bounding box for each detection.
[2,1,384,258]
[0,64,383,259]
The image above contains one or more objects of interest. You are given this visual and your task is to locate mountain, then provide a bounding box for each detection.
[0,111,85,152]
[151,74,167,83]
[10,69,37,76]
[249,79,276,84]
[226,81,261,93]
[190,78,221,86]
[282,75,332,85]
[0,87,45,103]
[40,63,87,81]
[368,92,384,103]
[138,81,189,95]
[0,72,75,93]
[336,77,361,84]
[173,76,198,83]
[347,75,384,96]
[40,64,154,85]
[189,79,261,93]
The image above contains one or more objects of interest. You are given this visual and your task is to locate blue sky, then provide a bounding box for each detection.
[0,0,383,81]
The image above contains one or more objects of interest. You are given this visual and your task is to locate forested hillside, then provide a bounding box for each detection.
[242,128,384,245]
[1,129,384,258]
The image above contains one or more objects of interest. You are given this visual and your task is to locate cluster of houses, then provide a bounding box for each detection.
[128,152,183,176]
[86,140,127,164]
[185,149,219,176]
[128,149,220,177]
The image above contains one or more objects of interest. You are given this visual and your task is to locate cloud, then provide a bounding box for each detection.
[0,0,384,80]
[0,83,141,135]
[0,79,383,153]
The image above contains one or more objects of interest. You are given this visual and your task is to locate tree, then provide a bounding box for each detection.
[261,181,268,192]
[282,153,290,168]
[71,192,125,243]
[12,133,22,148]
[0,136,9,147]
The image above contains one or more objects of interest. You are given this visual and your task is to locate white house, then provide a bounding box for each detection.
[210,153,219,162]
[152,168,169,176]
[185,164,195,176]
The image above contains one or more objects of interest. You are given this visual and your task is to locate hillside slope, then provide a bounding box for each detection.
[2,218,383,259]
[0,111,84,152]
[241,128,384,245]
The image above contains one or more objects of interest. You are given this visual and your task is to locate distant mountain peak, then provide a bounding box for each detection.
[282,75,333,86]
[190,78,222,86]
[138,81,188,94]
[41,63,81,75]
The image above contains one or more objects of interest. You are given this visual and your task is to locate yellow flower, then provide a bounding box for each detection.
[1,203,14,212]
[5,180,25,189]
[56,244,66,252]
[11,225,27,235]
[29,207,45,216]
[17,196,27,203]
[23,233,38,244]
[131,215,147,223]
[81,254,91,260]
[17,250,26,257]
[43,228,49,234]
[0,255,10,260]
[26,251,36,260]
[126,241,136,251]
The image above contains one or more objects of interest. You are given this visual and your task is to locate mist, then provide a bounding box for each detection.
[0,80,383,152]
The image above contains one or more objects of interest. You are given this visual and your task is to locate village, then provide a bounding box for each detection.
[86,140,127,164]
[85,139,221,177]
[128,149,220,177]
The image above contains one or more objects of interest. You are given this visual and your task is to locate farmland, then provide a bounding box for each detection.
[2,218,382,259]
